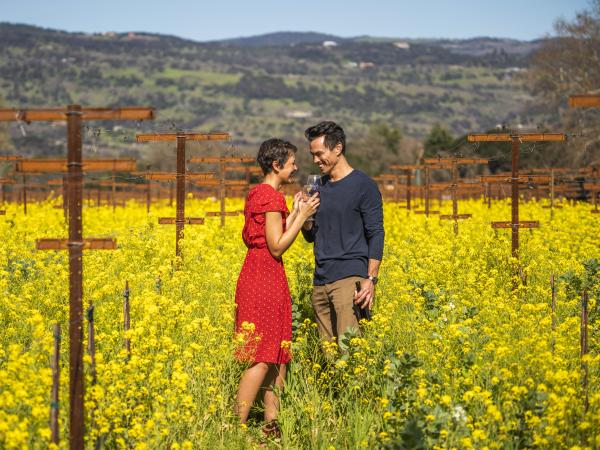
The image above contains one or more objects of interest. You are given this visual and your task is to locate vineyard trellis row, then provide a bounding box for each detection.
[188,155,256,226]
[0,96,599,447]
[0,104,154,450]
[422,157,488,234]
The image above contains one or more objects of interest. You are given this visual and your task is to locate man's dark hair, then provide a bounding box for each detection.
[257,138,297,175]
[304,121,346,154]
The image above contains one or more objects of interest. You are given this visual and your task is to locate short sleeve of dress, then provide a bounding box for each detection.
[252,188,288,215]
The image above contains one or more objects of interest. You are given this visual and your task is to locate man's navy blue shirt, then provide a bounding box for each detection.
[301,170,384,286]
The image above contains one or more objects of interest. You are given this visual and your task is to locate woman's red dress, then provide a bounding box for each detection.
[234,184,292,364]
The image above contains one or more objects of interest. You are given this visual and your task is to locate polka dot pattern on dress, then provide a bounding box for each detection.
[234,184,292,364]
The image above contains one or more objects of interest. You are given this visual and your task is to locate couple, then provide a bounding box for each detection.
[233,121,385,436]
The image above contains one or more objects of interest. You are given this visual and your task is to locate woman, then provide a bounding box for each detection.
[234,138,319,436]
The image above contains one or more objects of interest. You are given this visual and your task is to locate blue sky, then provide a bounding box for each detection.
[1,0,590,41]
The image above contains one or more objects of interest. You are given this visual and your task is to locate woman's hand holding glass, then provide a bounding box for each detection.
[298,192,320,221]
[299,175,321,223]
[292,192,303,213]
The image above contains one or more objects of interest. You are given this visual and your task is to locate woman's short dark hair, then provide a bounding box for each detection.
[257,138,297,175]
[304,121,346,154]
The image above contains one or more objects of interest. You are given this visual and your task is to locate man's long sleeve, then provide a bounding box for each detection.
[360,182,384,261]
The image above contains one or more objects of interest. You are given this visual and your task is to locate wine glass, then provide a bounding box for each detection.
[302,181,320,221]
[304,174,321,198]
[306,175,321,188]
[303,184,319,198]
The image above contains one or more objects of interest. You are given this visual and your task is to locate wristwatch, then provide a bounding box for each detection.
[367,275,378,285]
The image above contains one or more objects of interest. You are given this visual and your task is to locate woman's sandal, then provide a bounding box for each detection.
[261,420,282,439]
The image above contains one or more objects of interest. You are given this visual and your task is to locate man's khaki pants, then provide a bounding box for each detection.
[312,276,363,344]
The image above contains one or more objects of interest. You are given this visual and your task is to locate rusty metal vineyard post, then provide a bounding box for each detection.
[525,167,573,218]
[423,157,488,234]
[581,290,589,412]
[374,173,407,203]
[414,164,439,217]
[0,105,154,450]
[468,132,567,259]
[583,183,600,214]
[21,173,27,214]
[570,95,600,214]
[145,164,151,213]
[123,281,131,361]
[390,164,421,209]
[0,155,20,214]
[551,275,556,353]
[136,131,230,257]
[189,155,253,226]
[224,163,261,199]
[545,169,559,219]
[51,323,61,446]
[112,161,117,212]
[87,306,97,385]
[86,305,98,447]
[0,178,16,215]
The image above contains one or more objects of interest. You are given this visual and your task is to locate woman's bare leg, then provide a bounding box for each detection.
[235,362,270,423]
[263,363,287,422]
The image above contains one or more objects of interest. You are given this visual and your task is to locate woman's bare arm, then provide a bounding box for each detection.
[265,195,319,258]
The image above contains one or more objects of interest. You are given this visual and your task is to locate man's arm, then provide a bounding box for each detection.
[354,181,384,309]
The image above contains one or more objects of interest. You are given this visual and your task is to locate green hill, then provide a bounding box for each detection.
[0,23,540,163]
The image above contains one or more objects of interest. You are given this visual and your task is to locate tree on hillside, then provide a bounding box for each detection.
[370,123,403,156]
[526,0,600,166]
[423,123,454,157]
[346,123,405,175]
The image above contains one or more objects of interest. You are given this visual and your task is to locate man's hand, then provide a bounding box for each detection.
[354,278,375,310]
[302,218,314,230]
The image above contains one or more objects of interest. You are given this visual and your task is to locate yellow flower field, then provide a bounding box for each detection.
[0,195,598,449]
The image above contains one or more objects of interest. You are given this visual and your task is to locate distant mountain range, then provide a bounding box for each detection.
[217,31,346,47]
[217,31,544,56]
[0,22,545,169]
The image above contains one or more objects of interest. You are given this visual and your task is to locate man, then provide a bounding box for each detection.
[301,121,384,347]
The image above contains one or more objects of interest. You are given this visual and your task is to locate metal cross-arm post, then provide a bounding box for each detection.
[136,132,230,257]
[468,132,567,258]
[423,157,488,234]
[569,94,600,211]
[415,160,458,217]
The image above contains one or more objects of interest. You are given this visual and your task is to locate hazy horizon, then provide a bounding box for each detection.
[2,0,588,42]
[0,22,558,43]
